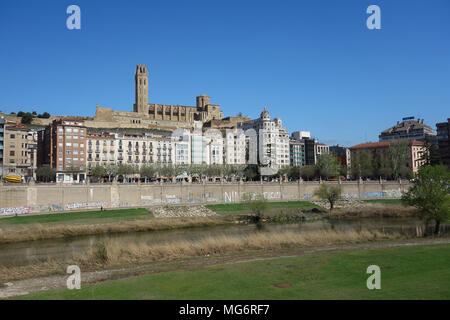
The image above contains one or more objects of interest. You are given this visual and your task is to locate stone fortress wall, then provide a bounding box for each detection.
[0,181,410,215]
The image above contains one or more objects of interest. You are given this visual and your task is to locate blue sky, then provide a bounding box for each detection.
[0,0,449,146]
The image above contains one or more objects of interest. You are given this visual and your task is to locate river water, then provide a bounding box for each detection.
[0,218,448,267]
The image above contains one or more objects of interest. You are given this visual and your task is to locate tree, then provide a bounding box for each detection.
[314,184,341,211]
[301,165,316,181]
[105,164,118,181]
[242,193,268,223]
[388,141,410,179]
[91,165,107,181]
[140,165,156,182]
[401,165,450,236]
[35,166,56,182]
[315,154,340,180]
[351,150,373,179]
[21,112,33,124]
[420,136,440,166]
[243,164,258,181]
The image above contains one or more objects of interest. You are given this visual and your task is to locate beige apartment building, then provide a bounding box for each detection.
[349,140,426,175]
[3,124,37,179]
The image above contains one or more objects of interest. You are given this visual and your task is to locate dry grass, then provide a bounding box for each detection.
[0,229,401,281]
[331,204,417,218]
[0,217,227,244]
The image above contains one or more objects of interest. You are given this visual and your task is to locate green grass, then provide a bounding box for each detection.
[0,208,152,226]
[16,243,450,300]
[362,199,403,205]
[206,201,320,215]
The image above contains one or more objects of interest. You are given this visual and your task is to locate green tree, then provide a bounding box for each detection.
[351,150,373,179]
[388,141,410,179]
[301,165,316,181]
[401,165,450,236]
[316,154,340,180]
[91,165,107,181]
[35,166,56,182]
[314,184,342,211]
[20,112,33,124]
[242,193,268,223]
[243,164,258,181]
[105,164,118,181]
[140,165,156,182]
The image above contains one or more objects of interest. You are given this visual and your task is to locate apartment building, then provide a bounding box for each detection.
[238,108,290,173]
[224,129,246,165]
[436,118,450,167]
[289,139,305,166]
[86,132,117,169]
[349,140,426,174]
[3,124,37,179]
[0,118,4,177]
[37,119,86,183]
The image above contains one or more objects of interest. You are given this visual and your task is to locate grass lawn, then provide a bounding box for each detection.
[206,201,320,215]
[0,208,152,226]
[17,243,450,300]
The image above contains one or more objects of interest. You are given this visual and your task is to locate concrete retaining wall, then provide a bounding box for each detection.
[0,181,410,215]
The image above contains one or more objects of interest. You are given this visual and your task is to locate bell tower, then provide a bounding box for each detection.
[134,64,149,113]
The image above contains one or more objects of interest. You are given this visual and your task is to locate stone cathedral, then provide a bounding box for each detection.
[91,64,224,130]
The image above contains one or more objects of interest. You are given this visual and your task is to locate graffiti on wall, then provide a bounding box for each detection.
[303,194,313,199]
[0,206,31,215]
[342,189,403,199]
[31,204,64,213]
[65,202,108,210]
[224,191,239,203]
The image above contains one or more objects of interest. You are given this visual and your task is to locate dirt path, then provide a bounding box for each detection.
[1,238,449,299]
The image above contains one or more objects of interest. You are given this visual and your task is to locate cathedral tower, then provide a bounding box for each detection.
[134,64,149,113]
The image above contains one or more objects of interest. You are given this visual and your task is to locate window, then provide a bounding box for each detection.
[10,134,15,139]
[10,151,15,156]
[66,142,72,147]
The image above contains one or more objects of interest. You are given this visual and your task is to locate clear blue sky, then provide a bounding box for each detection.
[1,0,449,146]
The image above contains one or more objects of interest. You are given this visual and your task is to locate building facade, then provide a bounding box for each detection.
[0,118,4,177]
[238,108,290,173]
[436,118,450,167]
[289,139,305,166]
[291,131,317,165]
[349,140,425,175]
[329,144,351,178]
[3,124,37,180]
[379,117,437,142]
[37,119,87,183]
[224,129,246,165]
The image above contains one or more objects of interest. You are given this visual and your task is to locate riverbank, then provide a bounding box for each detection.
[0,227,420,282]
[4,240,450,299]
[0,200,420,244]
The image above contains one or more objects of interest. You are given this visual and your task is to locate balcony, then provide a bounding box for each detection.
[95,149,100,153]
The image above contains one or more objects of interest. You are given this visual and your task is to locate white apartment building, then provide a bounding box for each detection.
[238,107,290,172]
[87,132,174,170]
[86,133,116,169]
[224,129,246,164]
[172,129,191,165]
